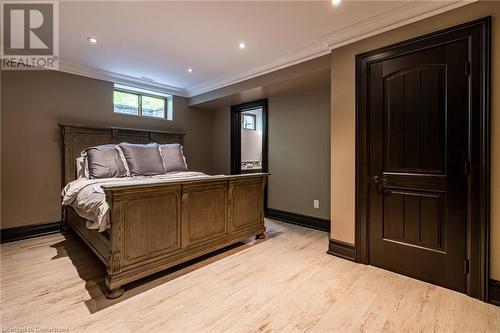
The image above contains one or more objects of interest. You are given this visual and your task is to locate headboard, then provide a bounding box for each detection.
[60,124,186,186]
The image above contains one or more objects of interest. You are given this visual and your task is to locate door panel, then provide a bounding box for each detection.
[384,65,446,173]
[382,190,445,251]
[369,40,468,292]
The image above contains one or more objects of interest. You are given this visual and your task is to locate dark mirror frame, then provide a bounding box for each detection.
[230,99,268,176]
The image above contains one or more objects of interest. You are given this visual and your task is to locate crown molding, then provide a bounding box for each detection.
[54,0,473,99]
[317,0,475,49]
[186,0,473,97]
[58,61,188,97]
[186,41,331,97]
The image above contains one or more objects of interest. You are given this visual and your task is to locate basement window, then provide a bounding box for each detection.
[113,84,173,120]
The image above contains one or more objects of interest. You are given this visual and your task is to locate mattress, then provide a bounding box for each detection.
[61,171,208,232]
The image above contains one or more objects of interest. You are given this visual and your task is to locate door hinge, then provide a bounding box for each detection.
[465,61,471,76]
[464,161,471,176]
[464,259,470,274]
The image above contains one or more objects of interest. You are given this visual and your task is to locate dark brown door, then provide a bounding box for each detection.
[368,40,468,292]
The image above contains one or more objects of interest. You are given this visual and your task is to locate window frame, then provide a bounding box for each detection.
[113,86,172,120]
[241,114,256,130]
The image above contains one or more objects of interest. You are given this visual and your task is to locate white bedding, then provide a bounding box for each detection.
[61,171,208,232]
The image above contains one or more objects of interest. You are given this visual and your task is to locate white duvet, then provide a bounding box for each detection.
[61,172,208,232]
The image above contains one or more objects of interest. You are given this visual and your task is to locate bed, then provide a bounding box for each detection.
[60,124,267,298]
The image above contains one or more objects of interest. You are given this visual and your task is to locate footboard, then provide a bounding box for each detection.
[101,174,267,296]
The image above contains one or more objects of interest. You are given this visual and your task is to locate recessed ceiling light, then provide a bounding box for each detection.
[87,37,98,44]
[239,42,246,49]
[188,68,193,73]
[331,0,341,5]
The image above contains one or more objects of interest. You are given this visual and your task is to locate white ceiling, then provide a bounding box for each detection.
[58,0,472,97]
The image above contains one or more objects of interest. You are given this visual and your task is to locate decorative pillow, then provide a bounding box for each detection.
[159,143,188,172]
[117,143,166,176]
[83,145,128,179]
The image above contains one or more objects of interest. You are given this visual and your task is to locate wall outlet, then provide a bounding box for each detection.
[313,200,320,209]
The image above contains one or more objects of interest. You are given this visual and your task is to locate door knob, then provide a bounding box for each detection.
[370,175,386,192]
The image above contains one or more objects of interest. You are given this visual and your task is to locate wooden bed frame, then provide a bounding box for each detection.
[60,124,267,298]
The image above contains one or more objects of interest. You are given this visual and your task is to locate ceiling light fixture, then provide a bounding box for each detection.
[239,42,246,49]
[188,68,193,73]
[87,37,98,44]
[331,0,341,5]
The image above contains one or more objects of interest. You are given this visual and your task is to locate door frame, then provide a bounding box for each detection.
[355,17,491,301]
[230,99,269,175]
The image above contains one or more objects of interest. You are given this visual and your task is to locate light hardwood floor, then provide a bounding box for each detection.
[1,220,499,333]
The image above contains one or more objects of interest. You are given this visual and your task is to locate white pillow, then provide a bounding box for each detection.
[115,145,131,177]
[76,156,89,179]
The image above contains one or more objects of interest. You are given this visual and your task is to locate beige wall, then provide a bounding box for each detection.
[211,85,331,219]
[1,70,213,229]
[268,86,330,219]
[211,106,231,175]
[330,1,500,279]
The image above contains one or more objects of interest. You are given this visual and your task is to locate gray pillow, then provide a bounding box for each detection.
[159,143,188,172]
[83,144,127,179]
[118,143,166,176]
